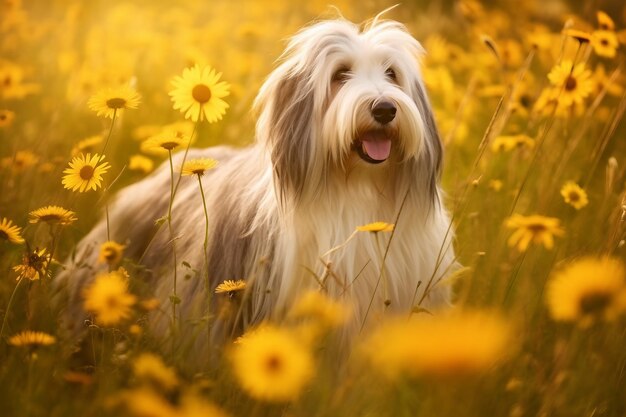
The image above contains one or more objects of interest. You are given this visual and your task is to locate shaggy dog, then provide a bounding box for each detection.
[57,16,456,350]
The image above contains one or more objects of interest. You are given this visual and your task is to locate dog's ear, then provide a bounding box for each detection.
[255,66,315,206]
[412,78,443,199]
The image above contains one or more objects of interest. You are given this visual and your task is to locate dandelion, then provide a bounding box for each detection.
[560,181,589,210]
[181,158,218,176]
[133,353,179,391]
[0,109,15,127]
[83,269,137,326]
[98,240,126,266]
[506,214,564,252]
[169,64,230,123]
[231,325,314,402]
[87,85,141,119]
[128,154,154,174]
[29,205,77,226]
[356,222,395,233]
[215,279,247,296]
[71,135,103,156]
[8,331,56,347]
[13,248,52,281]
[591,30,619,58]
[546,257,626,326]
[363,311,511,379]
[0,217,24,244]
[547,61,594,107]
[62,153,111,192]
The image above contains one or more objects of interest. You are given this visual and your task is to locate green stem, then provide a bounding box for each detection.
[197,174,212,365]
[0,277,24,340]
[167,150,179,343]
[98,109,117,164]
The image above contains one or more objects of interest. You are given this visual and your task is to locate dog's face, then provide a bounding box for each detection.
[255,18,442,204]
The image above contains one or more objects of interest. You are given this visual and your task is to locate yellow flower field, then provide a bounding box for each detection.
[1,0,626,416]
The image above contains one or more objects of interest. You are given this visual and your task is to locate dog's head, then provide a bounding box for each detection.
[254,17,442,206]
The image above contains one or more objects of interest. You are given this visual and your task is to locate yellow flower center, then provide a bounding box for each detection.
[0,114,6,121]
[79,165,95,180]
[565,76,577,91]
[580,291,611,315]
[105,97,127,109]
[0,230,8,240]
[192,84,212,104]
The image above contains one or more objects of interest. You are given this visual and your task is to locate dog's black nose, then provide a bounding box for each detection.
[372,101,396,124]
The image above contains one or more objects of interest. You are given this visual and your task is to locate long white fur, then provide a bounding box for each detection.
[56,17,456,350]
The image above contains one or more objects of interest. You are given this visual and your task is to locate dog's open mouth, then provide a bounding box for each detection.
[354,130,393,164]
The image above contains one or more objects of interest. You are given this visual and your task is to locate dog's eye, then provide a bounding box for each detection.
[385,67,397,81]
[332,68,351,83]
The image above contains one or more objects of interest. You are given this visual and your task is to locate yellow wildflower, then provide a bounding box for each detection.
[546,257,626,327]
[83,269,137,327]
[62,153,111,192]
[87,85,141,119]
[169,64,230,123]
[231,325,314,402]
[0,217,24,244]
[560,181,589,210]
[505,214,564,252]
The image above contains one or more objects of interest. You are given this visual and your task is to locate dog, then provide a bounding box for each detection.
[57,16,456,352]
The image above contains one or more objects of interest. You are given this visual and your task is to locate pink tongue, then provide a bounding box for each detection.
[362,135,392,161]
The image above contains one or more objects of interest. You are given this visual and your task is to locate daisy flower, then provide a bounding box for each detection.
[87,85,141,119]
[83,269,137,327]
[546,257,626,327]
[591,30,619,58]
[98,240,126,266]
[169,64,230,123]
[597,10,615,31]
[363,311,511,379]
[62,153,111,192]
[231,325,314,402]
[141,131,190,155]
[215,279,247,296]
[0,109,15,128]
[547,61,594,107]
[128,155,154,174]
[29,205,77,226]
[8,331,56,347]
[132,353,179,391]
[13,248,52,281]
[71,134,103,157]
[560,181,589,210]
[505,214,564,252]
[1,150,38,172]
[181,158,218,176]
[0,217,24,244]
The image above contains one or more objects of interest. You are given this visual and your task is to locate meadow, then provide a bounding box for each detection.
[1,0,626,416]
